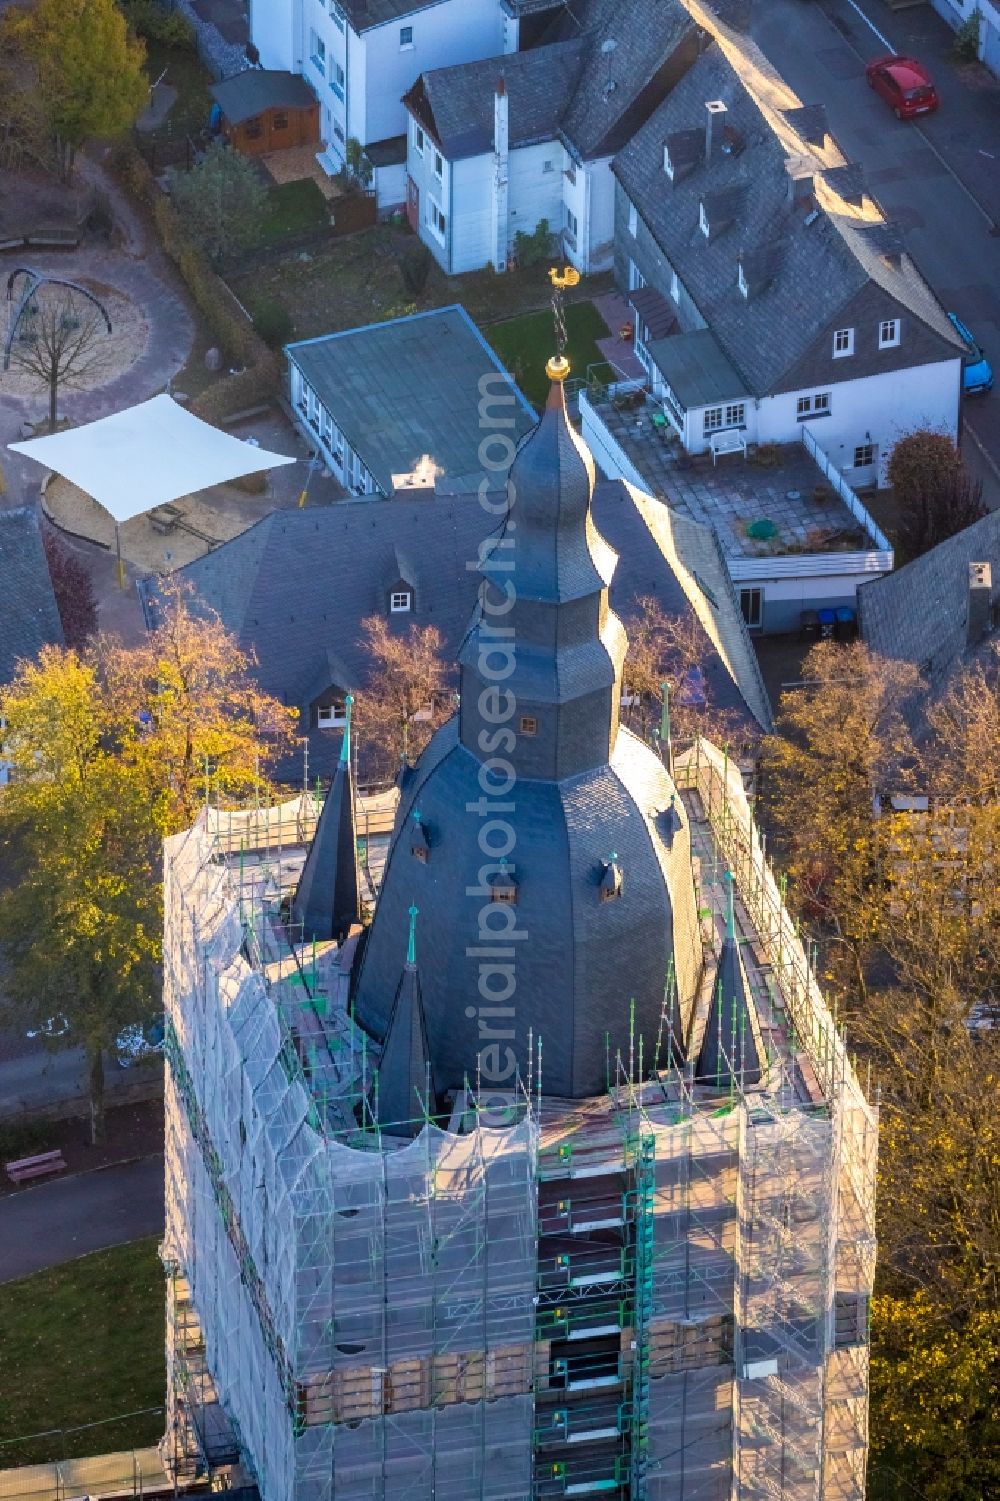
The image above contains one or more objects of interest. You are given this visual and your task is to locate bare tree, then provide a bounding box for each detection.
[7,283,113,432]
[352,617,453,782]
[620,594,749,748]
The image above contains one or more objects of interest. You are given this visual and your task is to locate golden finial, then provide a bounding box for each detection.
[547,265,582,381]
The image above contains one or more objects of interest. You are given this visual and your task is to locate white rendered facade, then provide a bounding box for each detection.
[253,0,508,204]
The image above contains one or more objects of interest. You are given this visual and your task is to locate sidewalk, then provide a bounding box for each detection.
[0,1446,166,1501]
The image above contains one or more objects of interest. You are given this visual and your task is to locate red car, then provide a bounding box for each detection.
[866,54,939,119]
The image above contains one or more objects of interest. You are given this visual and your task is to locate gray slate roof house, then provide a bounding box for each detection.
[0,508,63,686]
[139,478,770,783]
[286,306,536,496]
[858,511,1000,687]
[405,0,698,166]
[613,43,965,399]
[405,41,586,158]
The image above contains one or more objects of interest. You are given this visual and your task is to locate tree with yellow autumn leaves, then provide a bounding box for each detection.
[763,639,1000,1499]
[0,583,296,1141]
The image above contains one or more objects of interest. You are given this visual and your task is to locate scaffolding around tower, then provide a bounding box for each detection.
[162,734,876,1500]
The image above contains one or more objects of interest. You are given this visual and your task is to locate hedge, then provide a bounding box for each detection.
[110,141,280,422]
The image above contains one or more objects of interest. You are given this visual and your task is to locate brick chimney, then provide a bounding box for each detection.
[967,561,994,650]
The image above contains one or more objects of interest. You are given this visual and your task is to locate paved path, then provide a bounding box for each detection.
[0,1155,164,1284]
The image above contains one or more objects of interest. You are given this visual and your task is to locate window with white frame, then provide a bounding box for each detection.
[309,31,326,74]
[663,145,674,179]
[391,590,412,613]
[433,149,443,179]
[670,269,679,303]
[703,403,744,435]
[400,24,414,47]
[414,123,424,155]
[853,442,875,469]
[796,391,831,418]
[565,207,578,246]
[331,63,345,100]
[725,402,745,427]
[628,201,637,236]
[833,326,854,357]
[698,201,709,237]
[330,2,345,30]
[703,407,723,434]
[628,260,645,292]
[317,699,348,728]
[428,199,445,239]
[565,162,577,185]
[878,318,900,348]
[737,262,748,298]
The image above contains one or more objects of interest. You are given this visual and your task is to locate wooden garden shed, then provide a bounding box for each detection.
[210,71,320,158]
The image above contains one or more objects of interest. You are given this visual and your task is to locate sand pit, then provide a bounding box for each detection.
[42,473,268,572]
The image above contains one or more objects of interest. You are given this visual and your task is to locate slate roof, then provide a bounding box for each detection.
[406,0,696,163]
[335,0,443,32]
[858,509,1000,687]
[286,307,536,495]
[614,43,965,397]
[210,71,316,125]
[646,327,748,407]
[140,480,770,782]
[552,0,697,159]
[0,508,63,684]
[356,382,706,1099]
[406,42,585,158]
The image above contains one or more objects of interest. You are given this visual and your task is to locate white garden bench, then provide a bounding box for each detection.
[709,428,747,464]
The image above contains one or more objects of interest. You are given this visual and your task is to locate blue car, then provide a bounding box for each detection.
[948,312,994,396]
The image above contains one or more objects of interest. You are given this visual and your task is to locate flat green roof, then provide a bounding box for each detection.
[287,307,536,495]
[646,328,748,410]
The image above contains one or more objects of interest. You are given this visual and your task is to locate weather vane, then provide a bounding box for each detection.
[546,264,581,382]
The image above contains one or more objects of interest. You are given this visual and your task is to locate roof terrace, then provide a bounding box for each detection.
[580,388,892,584]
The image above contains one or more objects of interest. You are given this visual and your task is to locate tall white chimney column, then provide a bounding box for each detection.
[492,77,510,274]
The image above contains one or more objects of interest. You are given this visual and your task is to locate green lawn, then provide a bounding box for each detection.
[260,178,330,245]
[0,1237,165,1466]
[486,302,609,406]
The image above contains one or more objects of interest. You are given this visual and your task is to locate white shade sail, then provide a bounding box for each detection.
[8,395,296,523]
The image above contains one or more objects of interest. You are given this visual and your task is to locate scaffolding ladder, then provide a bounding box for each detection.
[628,1132,656,1499]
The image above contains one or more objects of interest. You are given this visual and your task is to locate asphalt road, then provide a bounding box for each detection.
[0,1154,164,1284]
[749,0,1000,492]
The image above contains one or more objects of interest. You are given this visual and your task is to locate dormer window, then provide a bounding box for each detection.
[519,715,538,737]
[737,262,748,298]
[490,857,517,904]
[663,145,674,180]
[699,201,709,238]
[317,698,347,729]
[599,854,623,903]
[390,590,412,613]
[879,318,900,349]
[410,810,430,863]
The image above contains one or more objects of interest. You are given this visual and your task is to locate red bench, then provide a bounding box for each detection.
[5,1149,66,1185]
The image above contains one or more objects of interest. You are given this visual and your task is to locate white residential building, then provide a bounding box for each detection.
[250,0,513,211]
[402,0,699,274]
[605,43,965,491]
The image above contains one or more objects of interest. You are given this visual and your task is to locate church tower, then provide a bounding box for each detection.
[352,357,702,1101]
